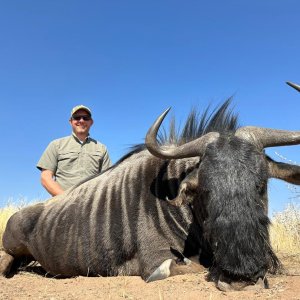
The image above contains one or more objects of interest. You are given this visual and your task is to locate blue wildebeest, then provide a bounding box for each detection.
[1,83,300,291]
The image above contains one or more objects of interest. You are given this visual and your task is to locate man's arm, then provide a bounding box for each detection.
[101,146,112,171]
[41,169,64,196]
[37,141,64,196]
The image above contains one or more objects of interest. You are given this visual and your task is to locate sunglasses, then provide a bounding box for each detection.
[72,115,92,121]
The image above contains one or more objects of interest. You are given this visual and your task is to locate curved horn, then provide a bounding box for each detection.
[235,126,300,150]
[236,82,300,149]
[287,81,300,92]
[145,108,219,159]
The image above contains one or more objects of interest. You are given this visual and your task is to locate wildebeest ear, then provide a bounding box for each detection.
[267,156,300,185]
[167,169,198,207]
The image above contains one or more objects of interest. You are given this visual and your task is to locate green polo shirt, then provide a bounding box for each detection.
[37,133,112,190]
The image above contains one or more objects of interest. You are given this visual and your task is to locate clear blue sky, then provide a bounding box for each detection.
[1,1,300,214]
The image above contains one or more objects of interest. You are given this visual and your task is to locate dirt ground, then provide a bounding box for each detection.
[0,255,299,300]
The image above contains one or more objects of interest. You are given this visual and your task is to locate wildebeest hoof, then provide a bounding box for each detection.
[146,259,173,282]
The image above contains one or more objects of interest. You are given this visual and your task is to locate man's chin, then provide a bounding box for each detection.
[75,128,87,133]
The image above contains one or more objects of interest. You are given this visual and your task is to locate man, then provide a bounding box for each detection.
[37,105,111,196]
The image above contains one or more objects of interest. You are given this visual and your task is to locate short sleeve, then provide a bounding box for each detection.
[101,146,112,171]
[36,141,59,173]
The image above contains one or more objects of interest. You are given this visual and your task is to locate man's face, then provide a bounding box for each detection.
[69,109,93,136]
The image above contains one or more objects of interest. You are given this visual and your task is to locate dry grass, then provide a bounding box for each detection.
[270,203,300,257]
[0,205,18,249]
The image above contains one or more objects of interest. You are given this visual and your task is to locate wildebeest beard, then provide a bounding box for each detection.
[193,135,280,284]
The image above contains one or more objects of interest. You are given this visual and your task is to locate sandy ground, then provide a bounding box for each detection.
[0,255,299,300]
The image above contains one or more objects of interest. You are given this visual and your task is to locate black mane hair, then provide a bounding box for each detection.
[158,97,239,145]
[115,98,239,165]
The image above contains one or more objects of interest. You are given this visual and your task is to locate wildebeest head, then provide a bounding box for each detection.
[145,83,300,291]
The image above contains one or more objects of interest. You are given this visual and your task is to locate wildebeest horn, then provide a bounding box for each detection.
[235,82,300,149]
[235,126,300,149]
[286,81,300,92]
[145,108,220,159]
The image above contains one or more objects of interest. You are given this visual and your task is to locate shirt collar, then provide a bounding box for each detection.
[72,132,90,144]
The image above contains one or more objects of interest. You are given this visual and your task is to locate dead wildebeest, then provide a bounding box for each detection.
[1,83,300,291]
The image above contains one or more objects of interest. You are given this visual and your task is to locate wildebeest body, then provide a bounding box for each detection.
[3,152,200,279]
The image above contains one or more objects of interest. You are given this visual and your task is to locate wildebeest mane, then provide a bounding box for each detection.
[157,97,239,146]
[115,98,239,167]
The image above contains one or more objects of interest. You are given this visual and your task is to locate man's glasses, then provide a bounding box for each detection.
[72,115,92,121]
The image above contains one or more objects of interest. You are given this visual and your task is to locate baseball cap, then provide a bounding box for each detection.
[71,105,92,117]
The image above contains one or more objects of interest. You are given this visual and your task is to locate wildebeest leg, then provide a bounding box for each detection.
[0,240,33,277]
[1,208,40,276]
[169,257,205,276]
[146,257,204,282]
[0,251,14,276]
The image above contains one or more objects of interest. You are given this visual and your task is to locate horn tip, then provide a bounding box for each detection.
[161,107,171,118]
[286,81,300,92]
